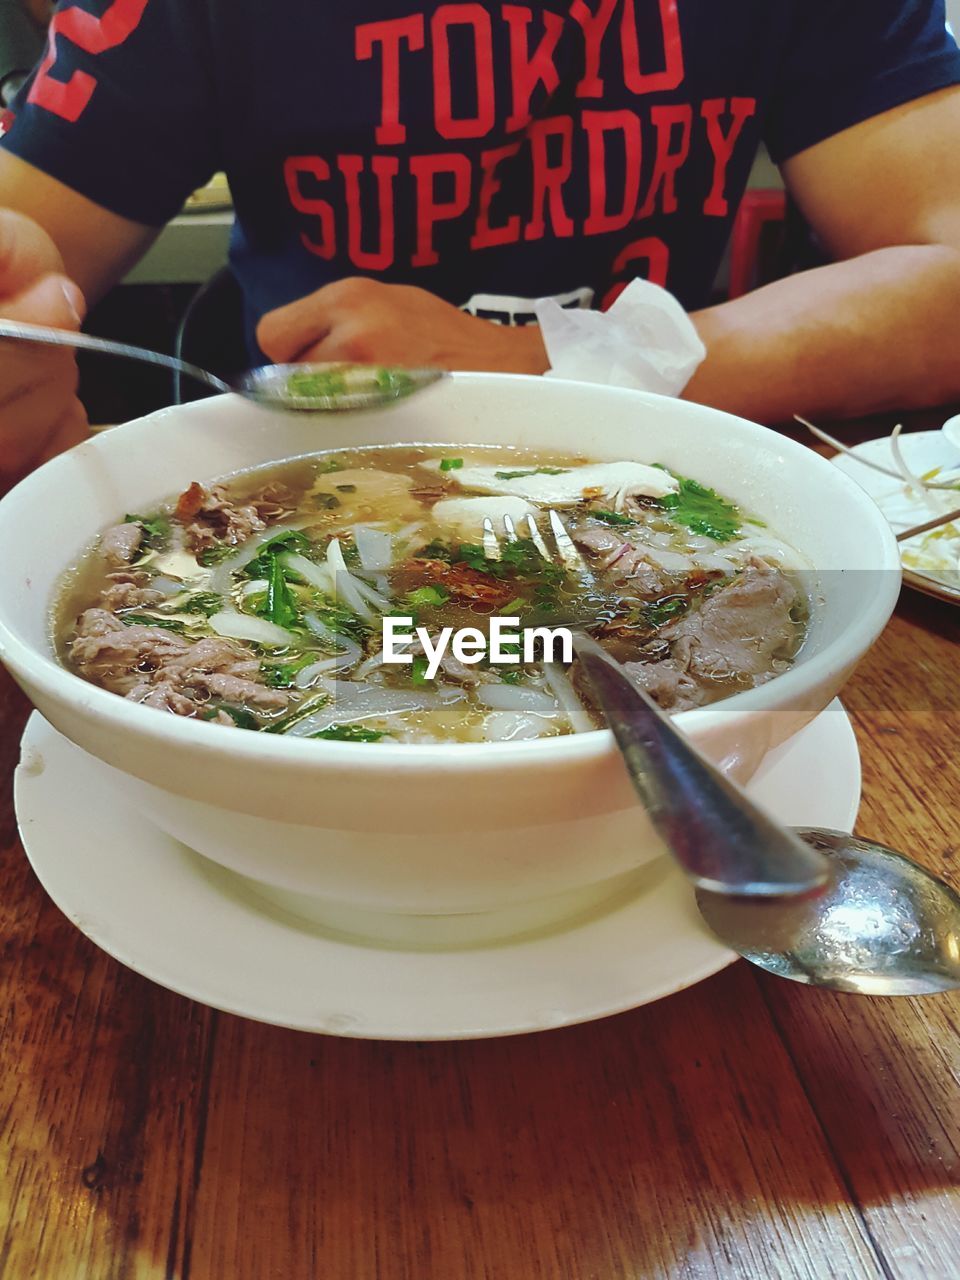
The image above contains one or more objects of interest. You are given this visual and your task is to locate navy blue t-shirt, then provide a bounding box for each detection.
[4,0,960,329]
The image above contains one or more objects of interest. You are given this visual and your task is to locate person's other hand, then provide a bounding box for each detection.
[257,277,549,375]
[0,209,88,489]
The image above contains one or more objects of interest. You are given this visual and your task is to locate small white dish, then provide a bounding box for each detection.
[15,704,861,1041]
[830,429,960,604]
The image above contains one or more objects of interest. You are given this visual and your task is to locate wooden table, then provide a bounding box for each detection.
[1,418,958,1279]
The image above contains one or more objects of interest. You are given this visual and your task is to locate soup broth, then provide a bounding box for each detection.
[55,445,809,743]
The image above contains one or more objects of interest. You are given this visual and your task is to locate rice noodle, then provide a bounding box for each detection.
[326,538,378,623]
[282,680,458,736]
[280,551,335,595]
[352,525,394,571]
[481,711,552,742]
[541,663,595,732]
[476,684,559,716]
[208,609,293,646]
[294,654,356,688]
[354,648,387,679]
[302,613,363,662]
[207,526,298,594]
[890,423,943,515]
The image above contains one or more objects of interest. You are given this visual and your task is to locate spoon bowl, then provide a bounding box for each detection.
[696,827,960,995]
[0,317,446,412]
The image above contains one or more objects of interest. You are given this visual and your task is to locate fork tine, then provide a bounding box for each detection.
[548,509,589,574]
[482,516,501,561]
[523,514,551,560]
[502,513,519,543]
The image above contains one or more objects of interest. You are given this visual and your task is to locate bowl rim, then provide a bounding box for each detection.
[0,375,903,772]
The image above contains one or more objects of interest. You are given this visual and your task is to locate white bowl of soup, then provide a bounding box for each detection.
[0,376,900,929]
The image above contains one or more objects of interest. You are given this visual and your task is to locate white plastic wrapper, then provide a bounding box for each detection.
[534,278,707,397]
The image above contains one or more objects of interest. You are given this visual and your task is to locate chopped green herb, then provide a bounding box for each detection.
[243,529,312,579]
[315,458,343,474]
[415,540,454,563]
[178,591,224,616]
[260,651,318,689]
[439,458,464,471]
[287,368,347,400]
[658,472,741,542]
[200,703,260,729]
[493,467,568,480]
[411,656,429,685]
[593,509,637,527]
[265,691,330,734]
[125,512,170,550]
[121,613,188,634]
[309,603,372,643]
[406,585,449,608]
[196,543,237,567]
[641,597,689,628]
[745,517,767,528]
[262,554,299,628]
[501,596,527,615]
[312,724,385,742]
[455,543,492,574]
[374,367,416,397]
[500,669,524,684]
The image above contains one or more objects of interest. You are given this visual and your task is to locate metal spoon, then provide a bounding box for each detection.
[0,317,446,412]
[575,640,960,995]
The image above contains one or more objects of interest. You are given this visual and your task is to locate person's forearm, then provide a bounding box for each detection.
[684,245,960,424]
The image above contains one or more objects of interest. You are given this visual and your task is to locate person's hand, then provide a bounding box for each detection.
[0,209,88,489]
[257,277,549,375]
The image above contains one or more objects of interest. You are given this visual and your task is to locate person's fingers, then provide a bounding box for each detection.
[0,375,84,481]
[257,278,385,362]
[35,398,89,467]
[0,209,70,298]
[0,273,85,398]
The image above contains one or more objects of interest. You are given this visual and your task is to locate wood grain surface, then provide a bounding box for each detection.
[1,419,958,1279]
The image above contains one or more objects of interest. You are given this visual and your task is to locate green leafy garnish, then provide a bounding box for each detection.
[406,585,449,608]
[287,368,347,400]
[262,554,299,628]
[501,596,527,614]
[178,591,224,616]
[641,597,688,628]
[659,474,741,542]
[197,543,237,567]
[311,724,385,743]
[415,540,454,563]
[411,656,429,685]
[121,613,188,634]
[243,529,312,579]
[439,458,463,472]
[260,652,318,688]
[593,509,637,527]
[265,691,330,734]
[125,512,170,551]
[455,543,491,574]
[374,368,415,397]
[493,467,568,480]
[312,493,341,510]
[500,669,524,684]
[315,458,343,474]
[200,703,259,729]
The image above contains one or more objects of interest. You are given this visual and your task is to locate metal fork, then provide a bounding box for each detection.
[481,510,594,580]
[482,510,830,897]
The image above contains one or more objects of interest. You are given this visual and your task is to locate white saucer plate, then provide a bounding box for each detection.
[830,430,960,605]
[15,705,860,1041]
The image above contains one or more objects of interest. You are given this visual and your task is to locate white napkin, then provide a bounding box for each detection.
[534,278,706,397]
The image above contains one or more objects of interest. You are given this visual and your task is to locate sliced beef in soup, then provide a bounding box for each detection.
[55,445,809,743]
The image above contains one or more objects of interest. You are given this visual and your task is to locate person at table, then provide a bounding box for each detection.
[1,0,960,484]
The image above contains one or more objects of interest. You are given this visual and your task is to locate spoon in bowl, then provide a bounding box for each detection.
[575,639,960,995]
[0,318,446,412]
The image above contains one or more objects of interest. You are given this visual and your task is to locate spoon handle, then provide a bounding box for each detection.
[0,318,231,394]
[574,637,831,897]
